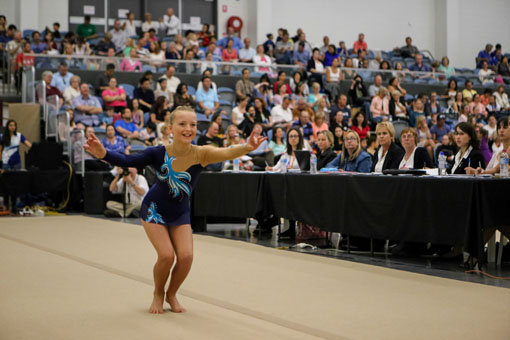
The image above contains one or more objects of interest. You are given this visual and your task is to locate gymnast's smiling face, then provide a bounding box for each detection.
[170,109,197,144]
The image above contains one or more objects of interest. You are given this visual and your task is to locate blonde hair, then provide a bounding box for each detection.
[169,106,195,124]
[311,82,321,91]
[160,124,170,135]
[341,130,362,164]
[377,87,389,96]
[317,130,334,145]
[225,124,239,147]
[376,121,395,141]
[416,115,427,129]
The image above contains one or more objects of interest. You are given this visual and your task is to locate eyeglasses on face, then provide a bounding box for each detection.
[344,137,357,141]
[288,134,299,138]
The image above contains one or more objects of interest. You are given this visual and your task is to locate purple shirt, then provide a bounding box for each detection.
[72,95,102,126]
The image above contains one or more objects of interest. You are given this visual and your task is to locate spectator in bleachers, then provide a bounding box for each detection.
[452,91,464,114]
[149,42,165,68]
[200,52,217,75]
[232,95,249,126]
[121,12,136,37]
[357,59,372,81]
[43,22,61,39]
[150,96,170,124]
[332,126,345,153]
[0,24,15,44]
[293,32,312,54]
[327,130,372,172]
[109,19,127,54]
[450,122,486,174]
[319,36,330,55]
[370,87,390,122]
[330,94,351,126]
[165,42,181,60]
[96,32,115,56]
[147,28,159,43]
[480,89,491,106]
[475,126,492,164]
[368,74,383,98]
[371,121,404,172]
[238,105,256,137]
[441,79,458,107]
[408,53,431,77]
[430,114,451,143]
[484,115,498,138]
[348,75,369,108]
[254,74,273,108]
[30,31,47,53]
[252,44,272,73]
[292,110,313,141]
[74,36,91,56]
[263,33,275,58]
[312,112,328,141]
[438,56,455,79]
[466,93,488,120]
[497,56,510,82]
[197,23,212,47]
[130,99,144,130]
[94,63,115,96]
[273,71,291,95]
[307,48,325,86]
[156,124,172,146]
[353,33,368,53]
[378,60,392,82]
[252,97,272,130]
[120,47,142,72]
[141,12,159,33]
[99,107,115,127]
[493,84,510,111]
[351,111,370,140]
[173,83,195,108]
[196,76,222,118]
[478,60,495,85]
[72,83,102,127]
[139,121,157,146]
[197,122,224,170]
[99,47,120,70]
[51,62,74,92]
[161,8,180,38]
[105,166,148,218]
[154,78,174,106]
[315,130,336,169]
[476,43,493,69]
[135,36,150,57]
[0,15,7,36]
[134,77,155,112]
[235,68,255,100]
[14,41,34,90]
[271,96,293,130]
[288,71,306,95]
[63,75,81,107]
[337,40,347,56]
[102,124,131,155]
[115,108,140,141]
[218,26,243,50]
[273,83,289,107]
[77,15,97,41]
[323,44,339,67]
[398,36,419,58]
[426,91,441,116]
[179,49,198,74]
[6,31,22,58]
[409,97,426,127]
[462,80,477,105]
[197,69,217,92]
[268,126,286,157]
[275,30,293,64]
[389,91,407,121]
[157,65,179,94]
[341,57,356,80]
[307,82,328,112]
[293,42,311,69]
[239,37,256,63]
[291,82,308,106]
[221,38,238,63]
[0,119,32,170]
[102,77,127,112]
[38,71,63,109]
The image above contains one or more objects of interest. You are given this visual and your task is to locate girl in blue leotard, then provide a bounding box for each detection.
[84,106,266,314]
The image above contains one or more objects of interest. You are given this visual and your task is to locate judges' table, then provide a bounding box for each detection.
[192,172,510,259]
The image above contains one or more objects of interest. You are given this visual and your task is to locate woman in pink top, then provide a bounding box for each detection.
[312,112,329,140]
[466,93,488,120]
[120,48,142,72]
[370,87,390,121]
[221,38,238,62]
[102,77,127,111]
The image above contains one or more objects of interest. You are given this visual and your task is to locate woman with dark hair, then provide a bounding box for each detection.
[348,75,368,107]
[254,73,274,107]
[398,128,433,169]
[449,122,486,174]
[387,76,407,97]
[268,126,286,158]
[197,23,212,46]
[341,57,356,80]
[351,111,371,140]
[266,127,304,171]
[379,60,392,82]
[150,96,170,124]
[307,48,325,87]
[273,71,291,95]
[438,56,455,79]
[325,57,343,101]
[253,97,272,130]
[102,124,130,155]
[326,130,372,172]
[441,78,458,107]
[173,83,196,108]
[211,111,225,138]
[289,71,308,96]
[0,120,32,170]
[333,126,344,153]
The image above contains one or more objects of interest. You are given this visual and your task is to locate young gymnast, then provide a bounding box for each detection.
[84,106,266,314]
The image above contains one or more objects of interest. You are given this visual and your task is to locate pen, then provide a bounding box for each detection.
[468,158,471,168]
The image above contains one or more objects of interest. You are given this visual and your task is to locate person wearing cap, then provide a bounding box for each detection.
[430,114,451,143]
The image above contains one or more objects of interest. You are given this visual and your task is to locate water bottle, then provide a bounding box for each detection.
[281,154,288,173]
[310,153,318,174]
[438,152,447,176]
[233,158,240,172]
[500,150,509,177]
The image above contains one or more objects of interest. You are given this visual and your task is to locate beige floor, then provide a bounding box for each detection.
[0,216,509,340]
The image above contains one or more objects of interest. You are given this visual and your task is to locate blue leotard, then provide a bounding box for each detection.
[104,145,203,227]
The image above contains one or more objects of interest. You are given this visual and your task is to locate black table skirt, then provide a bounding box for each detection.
[0,168,70,197]
[192,172,510,259]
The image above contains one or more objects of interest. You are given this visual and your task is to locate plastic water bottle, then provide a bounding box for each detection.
[233,158,240,172]
[500,150,509,177]
[281,154,288,173]
[310,153,318,174]
[438,152,447,176]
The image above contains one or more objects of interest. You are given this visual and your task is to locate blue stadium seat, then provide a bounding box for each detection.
[144,112,150,125]
[130,144,147,153]
[187,86,196,96]
[141,64,155,72]
[120,84,134,99]
[23,29,36,39]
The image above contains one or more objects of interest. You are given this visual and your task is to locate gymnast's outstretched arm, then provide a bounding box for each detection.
[84,133,158,168]
[198,131,267,166]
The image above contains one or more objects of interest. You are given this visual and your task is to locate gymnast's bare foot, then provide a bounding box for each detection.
[166,294,186,313]
[149,293,165,314]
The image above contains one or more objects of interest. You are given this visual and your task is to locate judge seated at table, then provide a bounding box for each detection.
[371,121,405,173]
[326,130,372,172]
[398,127,434,169]
[449,122,486,174]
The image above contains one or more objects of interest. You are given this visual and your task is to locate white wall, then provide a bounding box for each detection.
[216,0,249,39]
[0,0,68,32]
